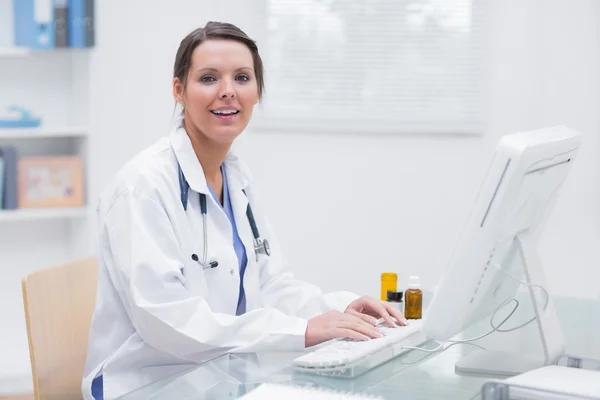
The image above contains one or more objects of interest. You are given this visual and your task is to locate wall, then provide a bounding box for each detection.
[90,0,600,302]
[238,0,600,299]
[1,0,599,393]
[87,0,600,332]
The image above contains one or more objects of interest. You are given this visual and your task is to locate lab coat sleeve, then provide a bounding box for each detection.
[257,218,359,320]
[101,189,309,362]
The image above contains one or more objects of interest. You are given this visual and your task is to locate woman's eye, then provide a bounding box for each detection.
[200,75,216,83]
[236,74,250,82]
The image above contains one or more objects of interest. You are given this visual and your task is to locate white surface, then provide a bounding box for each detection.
[0,207,88,221]
[456,349,545,377]
[294,320,423,369]
[0,47,30,57]
[241,383,382,399]
[0,126,88,138]
[500,365,600,399]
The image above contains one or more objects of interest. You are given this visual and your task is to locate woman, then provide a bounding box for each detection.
[82,21,406,400]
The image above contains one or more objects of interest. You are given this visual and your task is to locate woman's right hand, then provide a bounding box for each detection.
[305,310,383,347]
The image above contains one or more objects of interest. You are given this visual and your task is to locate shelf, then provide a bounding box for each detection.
[0,207,89,222]
[0,46,31,57]
[0,47,91,57]
[0,126,89,139]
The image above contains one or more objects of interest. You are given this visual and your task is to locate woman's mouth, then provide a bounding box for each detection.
[210,109,240,121]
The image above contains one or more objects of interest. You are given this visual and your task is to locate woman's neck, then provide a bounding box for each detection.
[183,119,231,191]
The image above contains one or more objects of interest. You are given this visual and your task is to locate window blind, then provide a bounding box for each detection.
[251,0,484,134]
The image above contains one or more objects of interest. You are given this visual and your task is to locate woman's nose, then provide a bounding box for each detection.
[219,79,235,99]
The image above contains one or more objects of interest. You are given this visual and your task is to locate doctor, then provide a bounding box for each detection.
[82,21,406,400]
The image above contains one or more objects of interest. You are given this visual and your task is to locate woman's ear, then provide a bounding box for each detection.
[173,77,185,105]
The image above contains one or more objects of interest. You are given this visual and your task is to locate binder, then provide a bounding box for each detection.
[13,0,56,49]
[1,147,18,210]
[54,0,69,47]
[68,0,95,47]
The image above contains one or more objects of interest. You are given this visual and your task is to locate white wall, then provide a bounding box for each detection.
[89,0,600,299]
[89,0,600,305]
[1,0,599,393]
[240,0,600,300]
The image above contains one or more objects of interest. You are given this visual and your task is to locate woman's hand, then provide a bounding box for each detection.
[344,295,407,328]
[305,310,383,347]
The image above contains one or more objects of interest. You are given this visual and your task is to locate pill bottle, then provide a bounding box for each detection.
[404,276,423,319]
[380,273,397,301]
[386,290,403,312]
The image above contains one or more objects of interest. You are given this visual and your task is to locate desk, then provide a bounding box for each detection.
[116,296,600,400]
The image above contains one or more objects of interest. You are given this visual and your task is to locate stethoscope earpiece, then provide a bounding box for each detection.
[191,254,219,269]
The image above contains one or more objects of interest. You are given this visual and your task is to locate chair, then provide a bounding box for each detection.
[21,257,98,400]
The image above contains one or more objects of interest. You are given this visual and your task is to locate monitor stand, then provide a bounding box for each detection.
[455,235,566,377]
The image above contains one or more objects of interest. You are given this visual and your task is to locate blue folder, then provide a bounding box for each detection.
[13,0,56,49]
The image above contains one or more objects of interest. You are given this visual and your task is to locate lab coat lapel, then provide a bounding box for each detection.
[170,126,241,314]
[169,124,209,195]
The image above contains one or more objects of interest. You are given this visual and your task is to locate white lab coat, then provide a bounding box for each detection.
[82,125,358,400]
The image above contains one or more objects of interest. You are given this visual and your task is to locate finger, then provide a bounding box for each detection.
[382,302,408,326]
[345,309,378,326]
[342,319,382,339]
[343,312,378,330]
[337,328,370,341]
[369,300,396,328]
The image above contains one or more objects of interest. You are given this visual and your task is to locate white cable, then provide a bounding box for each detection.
[488,262,549,333]
[398,262,549,354]
[398,300,518,353]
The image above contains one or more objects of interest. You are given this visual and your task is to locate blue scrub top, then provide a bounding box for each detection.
[207,165,248,316]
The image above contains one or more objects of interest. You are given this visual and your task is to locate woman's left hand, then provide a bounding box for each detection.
[345,295,408,327]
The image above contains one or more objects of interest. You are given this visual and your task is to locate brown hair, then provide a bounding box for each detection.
[173,21,265,99]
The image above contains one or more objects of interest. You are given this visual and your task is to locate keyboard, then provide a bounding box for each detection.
[293,319,425,374]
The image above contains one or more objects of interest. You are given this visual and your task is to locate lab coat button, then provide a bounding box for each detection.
[229,268,235,275]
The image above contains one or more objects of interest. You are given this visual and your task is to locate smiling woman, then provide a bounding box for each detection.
[81,21,406,400]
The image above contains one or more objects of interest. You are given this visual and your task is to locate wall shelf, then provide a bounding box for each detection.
[0,46,30,57]
[0,126,89,139]
[0,47,90,57]
[0,207,89,222]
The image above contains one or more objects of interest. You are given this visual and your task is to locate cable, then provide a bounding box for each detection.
[488,262,549,332]
[397,341,488,366]
[397,262,549,355]
[398,299,518,353]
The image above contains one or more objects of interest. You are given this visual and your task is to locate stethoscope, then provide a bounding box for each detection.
[178,163,270,269]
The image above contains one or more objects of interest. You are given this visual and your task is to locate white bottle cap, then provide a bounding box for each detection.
[408,276,421,289]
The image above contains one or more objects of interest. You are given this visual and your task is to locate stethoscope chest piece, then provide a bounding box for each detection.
[254,238,270,261]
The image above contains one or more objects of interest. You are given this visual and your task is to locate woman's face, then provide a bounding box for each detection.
[174,39,259,144]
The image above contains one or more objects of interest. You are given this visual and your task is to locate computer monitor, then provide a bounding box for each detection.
[421,125,581,377]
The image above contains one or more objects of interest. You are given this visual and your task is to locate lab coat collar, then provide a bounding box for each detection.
[169,123,252,194]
